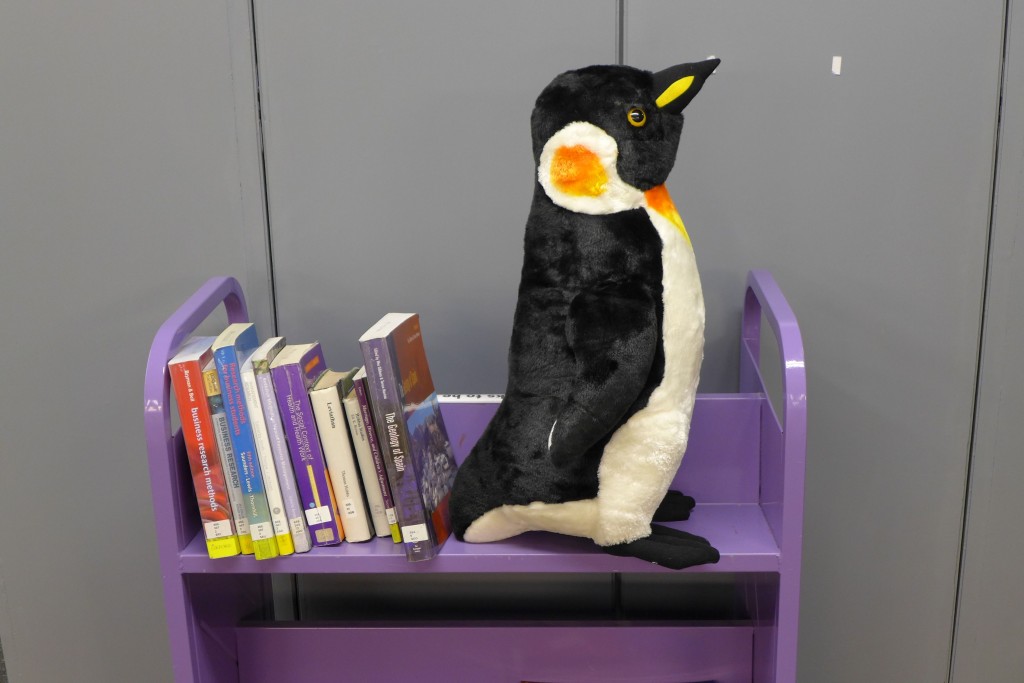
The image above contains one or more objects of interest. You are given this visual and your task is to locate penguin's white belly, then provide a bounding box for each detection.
[593,208,704,545]
[463,209,704,546]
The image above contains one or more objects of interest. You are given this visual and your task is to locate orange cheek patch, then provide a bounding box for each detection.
[550,145,608,197]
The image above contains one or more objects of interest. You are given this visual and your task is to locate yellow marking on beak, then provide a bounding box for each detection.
[655,75,695,109]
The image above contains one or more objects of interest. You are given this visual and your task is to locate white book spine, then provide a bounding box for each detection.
[310,383,373,542]
[211,409,249,539]
[241,363,294,551]
[342,392,391,537]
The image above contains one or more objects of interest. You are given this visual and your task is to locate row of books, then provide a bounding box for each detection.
[167,312,459,563]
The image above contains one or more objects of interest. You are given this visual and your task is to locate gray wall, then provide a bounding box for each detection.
[950,0,1024,678]
[0,2,1020,682]
[623,3,1004,681]
[0,2,270,682]
[252,0,618,389]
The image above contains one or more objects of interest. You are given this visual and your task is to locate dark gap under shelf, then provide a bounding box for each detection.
[290,572,750,622]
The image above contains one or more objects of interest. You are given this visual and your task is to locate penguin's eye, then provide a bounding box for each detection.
[627,107,647,127]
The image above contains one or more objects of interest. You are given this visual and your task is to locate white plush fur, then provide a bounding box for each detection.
[537,122,644,215]
[464,122,705,547]
[592,208,703,545]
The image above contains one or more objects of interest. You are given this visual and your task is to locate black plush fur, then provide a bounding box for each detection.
[530,67,684,191]
[451,198,665,519]
[450,63,719,569]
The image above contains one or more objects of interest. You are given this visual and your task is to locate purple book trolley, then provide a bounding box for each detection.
[144,271,806,683]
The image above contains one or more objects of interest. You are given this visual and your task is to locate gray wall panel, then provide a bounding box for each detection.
[254,0,617,393]
[951,0,1024,678]
[0,2,270,681]
[625,1,1003,681]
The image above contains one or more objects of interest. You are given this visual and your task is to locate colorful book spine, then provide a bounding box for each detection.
[310,369,373,543]
[241,356,295,556]
[167,337,241,559]
[352,368,401,542]
[270,343,344,546]
[202,359,253,555]
[360,313,459,561]
[362,330,430,559]
[252,338,312,554]
[213,323,279,560]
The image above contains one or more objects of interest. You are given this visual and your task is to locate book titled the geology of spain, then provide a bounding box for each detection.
[358,313,458,562]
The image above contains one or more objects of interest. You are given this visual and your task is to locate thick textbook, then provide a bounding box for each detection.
[251,337,313,554]
[202,358,253,555]
[309,368,373,543]
[359,314,458,561]
[213,323,279,560]
[167,336,241,559]
[269,342,344,546]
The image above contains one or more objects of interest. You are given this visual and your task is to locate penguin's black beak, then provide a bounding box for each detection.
[652,58,720,114]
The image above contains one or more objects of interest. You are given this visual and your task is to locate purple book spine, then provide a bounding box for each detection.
[270,348,343,547]
[255,369,312,553]
[354,374,399,537]
[360,336,433,561]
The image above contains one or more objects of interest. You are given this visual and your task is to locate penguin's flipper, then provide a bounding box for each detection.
[547,284,658,468]
[602,524,720,570]
[653,489,697,522]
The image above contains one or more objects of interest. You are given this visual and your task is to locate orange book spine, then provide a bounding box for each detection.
[168,343,241,558]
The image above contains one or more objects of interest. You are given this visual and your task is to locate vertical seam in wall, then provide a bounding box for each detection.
[248,0,299,617]
[248,0,279,336]
[0,552,10,683]
[948,0,1012,680]
[616,0,626,65]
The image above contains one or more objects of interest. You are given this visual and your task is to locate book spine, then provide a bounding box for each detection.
[353,376,401,542]
[310,383,373,543]
[361,336,435,561]
[168,360,241,559]
[271,363,344,546]
[342,390,391,538]
[214,347,280,560]
[241,366,295,556]
[203,366,253,555]
[414,392,457,548]
[255,369,312,553]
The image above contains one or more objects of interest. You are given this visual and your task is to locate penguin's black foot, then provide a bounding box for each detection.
[602,524,720,570]
[652,489,697,522]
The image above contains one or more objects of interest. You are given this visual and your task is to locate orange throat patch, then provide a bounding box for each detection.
[644,184,691,246]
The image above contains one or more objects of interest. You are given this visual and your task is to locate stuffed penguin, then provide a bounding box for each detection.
[450,60,721,570]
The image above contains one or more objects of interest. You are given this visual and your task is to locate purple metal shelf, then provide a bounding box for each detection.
[236,623,755,683]
[179,503,779,574]
[143,270,806,683]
